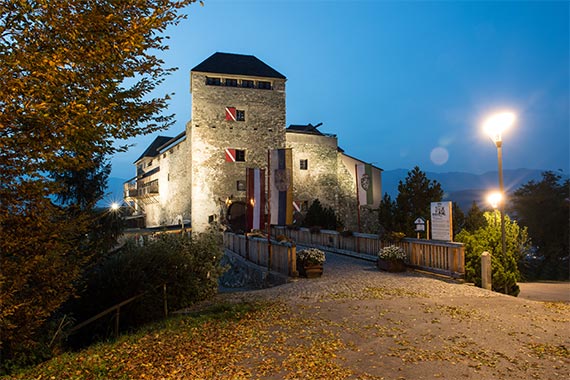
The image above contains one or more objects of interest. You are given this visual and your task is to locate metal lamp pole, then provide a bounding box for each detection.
[483,111,515,263]
[494,140,507,260]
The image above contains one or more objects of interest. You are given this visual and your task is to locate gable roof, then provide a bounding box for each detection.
[191,52,286,79]
[134,136,173,163]
[287,123,325,136]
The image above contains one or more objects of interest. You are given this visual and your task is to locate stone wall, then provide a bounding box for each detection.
[190,72,287,232]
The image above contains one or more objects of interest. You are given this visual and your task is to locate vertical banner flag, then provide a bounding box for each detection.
[246,168,265,231]
[356,164,374,206]
[270,148,293,225]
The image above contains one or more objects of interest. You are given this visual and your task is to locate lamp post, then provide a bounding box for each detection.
[483,112,515,261]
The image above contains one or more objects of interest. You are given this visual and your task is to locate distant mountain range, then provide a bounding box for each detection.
[382,168,565,211]
[102,168,565,212]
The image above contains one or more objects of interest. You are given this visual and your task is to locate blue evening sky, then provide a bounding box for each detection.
[111,0,569,179]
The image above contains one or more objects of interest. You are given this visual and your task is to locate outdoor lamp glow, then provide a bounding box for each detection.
[110,202,120,211]
[487,191,503,209]
[483,111,516,144]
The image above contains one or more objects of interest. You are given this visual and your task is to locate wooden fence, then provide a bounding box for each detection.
[272,227,464,278]
[223,233,297,277]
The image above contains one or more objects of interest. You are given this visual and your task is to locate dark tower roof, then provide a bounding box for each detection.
[191,52,286,79]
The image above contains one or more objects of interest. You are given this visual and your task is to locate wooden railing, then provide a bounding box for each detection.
[223,233,297,277]
[272,227,464,278]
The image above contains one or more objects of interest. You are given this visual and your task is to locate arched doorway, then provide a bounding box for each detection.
[227,201,246,232]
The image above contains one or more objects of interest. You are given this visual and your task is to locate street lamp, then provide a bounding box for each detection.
[483,111,516,261]
[486,191,503,209]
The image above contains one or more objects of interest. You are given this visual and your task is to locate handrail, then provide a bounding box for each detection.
[68,283,167,338]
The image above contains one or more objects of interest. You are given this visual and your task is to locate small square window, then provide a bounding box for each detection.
[225,78,238,87]
[235,149,246,162]
[257,81,272,90]
[236,180,246,191]
[236,110,245,121]
[300,159,308,170]
[206,77,221,86]
[241,80,254,88]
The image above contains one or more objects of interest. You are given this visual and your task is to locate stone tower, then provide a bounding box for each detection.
[189,52,287,232]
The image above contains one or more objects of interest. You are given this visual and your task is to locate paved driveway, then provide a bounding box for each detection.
[518,281,570,303]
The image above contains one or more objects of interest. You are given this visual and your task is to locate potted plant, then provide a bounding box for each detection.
[297,248,326,278]
[377,245,407,272]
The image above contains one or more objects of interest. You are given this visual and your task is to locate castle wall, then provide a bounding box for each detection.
[190,72,286,232]
[285,132,340,213]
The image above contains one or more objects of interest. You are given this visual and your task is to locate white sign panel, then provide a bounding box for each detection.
[430,201,453,241]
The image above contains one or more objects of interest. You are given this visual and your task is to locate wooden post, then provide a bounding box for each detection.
[115,307,120,339]
[163,283,168,318]
[481,251,492,290]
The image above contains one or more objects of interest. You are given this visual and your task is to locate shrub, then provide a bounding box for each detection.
[378,245,406,261]
[67,230,224,347]
[455,211,529,296]
[297,248,326,266]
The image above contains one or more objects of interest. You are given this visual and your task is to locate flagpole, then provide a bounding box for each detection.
[267,150,272,269]
[354,164,361,233]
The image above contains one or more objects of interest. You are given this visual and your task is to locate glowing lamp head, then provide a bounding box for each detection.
[487,191,503,209]
[483,111,516,144]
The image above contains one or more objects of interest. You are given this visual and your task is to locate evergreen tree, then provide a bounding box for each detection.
[394,166,443,236]
[378,192,397,234]
[464,201,486,232]
[511,171,569,279]
[456,211,530,296]
[452,202,466,237]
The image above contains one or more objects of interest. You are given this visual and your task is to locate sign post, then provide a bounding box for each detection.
[414,217,426,239]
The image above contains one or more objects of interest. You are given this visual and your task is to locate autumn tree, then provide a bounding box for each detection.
[0,0,199,369]
[511,171,569,279]
[394,166,444,236]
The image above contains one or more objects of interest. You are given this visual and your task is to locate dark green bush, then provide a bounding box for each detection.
[67,230,223,347]
[303,199,340,230]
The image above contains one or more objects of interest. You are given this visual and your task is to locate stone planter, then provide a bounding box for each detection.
[377,258,406,273]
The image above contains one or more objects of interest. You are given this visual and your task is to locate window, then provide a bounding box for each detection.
[257,81,272,90]
[236,180,246,191]
[206,77,221,86]
[236,109,245,121]
[241,80,254,88]
[225,78,238,87]
[300,159,308,170]
[235,149,246,162]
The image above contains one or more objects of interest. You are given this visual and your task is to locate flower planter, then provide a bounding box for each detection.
[377,258,406,273]
[298,263,324,278]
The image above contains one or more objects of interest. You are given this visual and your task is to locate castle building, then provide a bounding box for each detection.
[124,52,382,232]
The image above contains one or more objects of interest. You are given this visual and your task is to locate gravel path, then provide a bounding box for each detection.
[219,252,570,380]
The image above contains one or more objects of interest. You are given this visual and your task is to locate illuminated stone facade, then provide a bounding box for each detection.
[125,53,382,233]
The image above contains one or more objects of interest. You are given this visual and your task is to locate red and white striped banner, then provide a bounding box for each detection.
[246,168,265,231]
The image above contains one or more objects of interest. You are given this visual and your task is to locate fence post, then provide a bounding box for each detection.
[115,307,120,339]
[163,283,168,318]
[481,251,492,290]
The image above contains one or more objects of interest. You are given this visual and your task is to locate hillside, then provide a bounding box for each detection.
[381,168,561,211]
